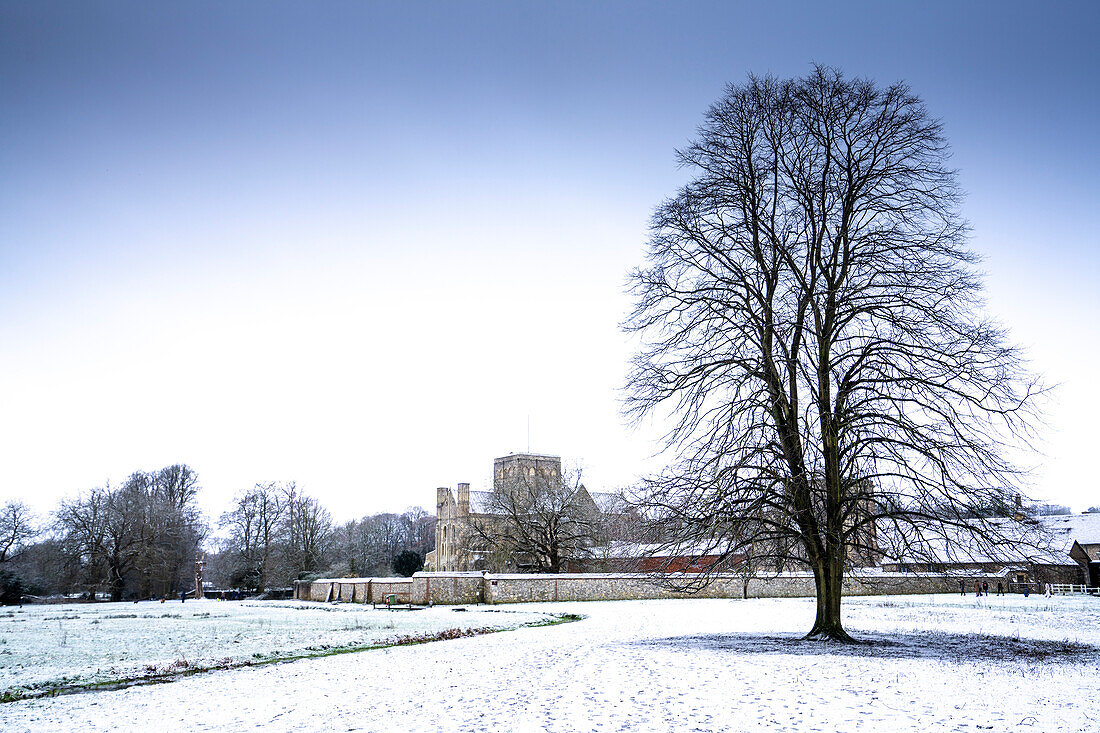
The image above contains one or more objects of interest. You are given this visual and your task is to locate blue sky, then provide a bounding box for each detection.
[2,1,1097,521]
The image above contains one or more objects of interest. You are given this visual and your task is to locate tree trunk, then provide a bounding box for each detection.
[109,571,124,603]
[805,555,856,642]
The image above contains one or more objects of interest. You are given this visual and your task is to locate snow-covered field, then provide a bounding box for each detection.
[0,599,558,699]
[5,593,1098,732]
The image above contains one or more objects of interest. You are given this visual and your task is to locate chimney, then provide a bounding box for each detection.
[458,483,470,515]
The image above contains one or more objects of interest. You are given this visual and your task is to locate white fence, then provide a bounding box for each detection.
[1048,583,1096,595]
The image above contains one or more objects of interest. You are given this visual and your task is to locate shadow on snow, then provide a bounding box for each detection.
[630,631,1099,663]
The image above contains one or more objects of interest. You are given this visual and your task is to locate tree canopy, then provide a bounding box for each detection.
[625,67,1042,641]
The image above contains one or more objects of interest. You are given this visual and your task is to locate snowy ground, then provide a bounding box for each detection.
[5,593,1099,732]
[0,599,557,699]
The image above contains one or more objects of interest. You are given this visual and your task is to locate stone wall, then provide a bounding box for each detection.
[372,579,413,604]
[297,578,412,604]
[481,571,976,603]
[411,572,484,605]
[297,570,1020,606]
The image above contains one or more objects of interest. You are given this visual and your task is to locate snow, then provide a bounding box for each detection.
[879,513,1100,566]
[0,599,555,698]
[589,491,625,514]
[4,594,1098,731]
[468,490,495,514]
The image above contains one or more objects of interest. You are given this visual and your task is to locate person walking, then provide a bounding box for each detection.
[996,582,1004,596]
[975,580,982,596]
[960,579,966,596]
[982,581,989,596]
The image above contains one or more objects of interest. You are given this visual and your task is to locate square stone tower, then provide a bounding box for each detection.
[493,453,562,493]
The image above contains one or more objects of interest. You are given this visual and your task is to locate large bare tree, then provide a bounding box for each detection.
[625,67,1042,641]
[55,481,151,601]
[53,467,205,600]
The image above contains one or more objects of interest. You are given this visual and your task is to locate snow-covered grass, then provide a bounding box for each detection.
[0,599,560,700]
[4,593,1098,731]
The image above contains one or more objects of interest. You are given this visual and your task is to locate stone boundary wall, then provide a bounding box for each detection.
[412,573,485,605]
[297,570,1013,605]
[481,571,984,603]
[296,577,413,604]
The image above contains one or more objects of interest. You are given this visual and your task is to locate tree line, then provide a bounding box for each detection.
[1,465,435,603]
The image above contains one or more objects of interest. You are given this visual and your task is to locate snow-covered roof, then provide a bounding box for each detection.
[878,513,1100,566]
[468,491,495,514]
[1040,512,1100,547]
[603,540,730,559]
[590,491,627,514]
[308,577,409,584]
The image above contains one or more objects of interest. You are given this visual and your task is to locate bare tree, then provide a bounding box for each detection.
[625,67,1042,641]
[219,482,285,592]
[281,484,332,578]
[328,507,434,577]
[54,481,152,601]
[0,501,36,564]
[146,465,205,596]
[50,466,206,600]
[472,464,600,573]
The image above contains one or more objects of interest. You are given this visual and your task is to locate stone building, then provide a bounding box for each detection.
[878,512,1100,588]
[425,452,625,572]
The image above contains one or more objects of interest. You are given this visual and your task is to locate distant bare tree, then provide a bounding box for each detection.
[472,464,600,573]
[625,67,1042,641]
[0,501,36,564]
[281,484,332,578]
[328,508,433,578]
[219,482,285,592]
[148,465,205,594]
[55,481,151,601]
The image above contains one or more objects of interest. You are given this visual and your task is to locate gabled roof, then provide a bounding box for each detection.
[590,491,628,514]
[877,513,1100,566]
[468,491,494,514]
[604,540,729,559]
[1040,512,1100,547]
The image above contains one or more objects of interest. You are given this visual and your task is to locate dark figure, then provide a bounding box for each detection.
[959,580,966,596]
[1023,585,1030,597]
[996,582,1004,596]
[180,590,187,603]
[982,581,989,596]
[975,580,982,596]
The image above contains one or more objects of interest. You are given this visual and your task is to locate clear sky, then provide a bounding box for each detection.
[2,1,1097,524]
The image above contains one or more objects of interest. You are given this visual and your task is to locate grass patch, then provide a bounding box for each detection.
[0,611,584,703]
